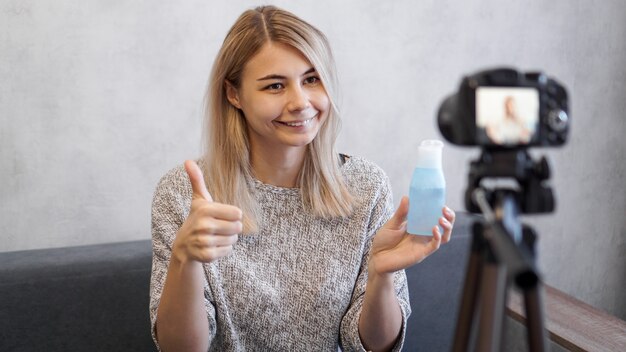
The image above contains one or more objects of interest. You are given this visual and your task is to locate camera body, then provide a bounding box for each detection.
[438,68,569,148]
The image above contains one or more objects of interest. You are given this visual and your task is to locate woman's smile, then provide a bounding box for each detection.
[275,115,317,128]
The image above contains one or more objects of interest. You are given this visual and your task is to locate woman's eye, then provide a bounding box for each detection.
[304,76,320,85]
[265,83,284,91]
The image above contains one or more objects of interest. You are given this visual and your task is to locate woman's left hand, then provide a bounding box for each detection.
[369,196,455,276]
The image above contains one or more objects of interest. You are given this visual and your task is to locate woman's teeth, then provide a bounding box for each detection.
[284,118,312,127]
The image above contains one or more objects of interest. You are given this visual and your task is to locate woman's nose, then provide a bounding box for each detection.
[287,85,311,112]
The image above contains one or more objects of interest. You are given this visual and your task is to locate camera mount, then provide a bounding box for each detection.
[465,149,554,215]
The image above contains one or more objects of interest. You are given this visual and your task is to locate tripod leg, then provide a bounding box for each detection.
[523,283,549,352]
[521,225,548,351]
[476,254,507,352]
[452,251,482,351]
[452,224,485,352]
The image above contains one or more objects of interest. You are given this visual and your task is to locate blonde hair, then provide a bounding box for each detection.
[203,5,354,233]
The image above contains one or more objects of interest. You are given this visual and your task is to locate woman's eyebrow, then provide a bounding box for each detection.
[256,68,316,81]
[257,74,285,81]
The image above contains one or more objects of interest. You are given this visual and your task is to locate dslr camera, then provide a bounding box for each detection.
[438,67,569,148]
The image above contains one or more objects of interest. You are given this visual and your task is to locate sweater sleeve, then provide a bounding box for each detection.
[339,173,412,352]
[148,166,217,351]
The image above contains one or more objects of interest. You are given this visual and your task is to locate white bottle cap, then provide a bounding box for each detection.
[416,139,444,169]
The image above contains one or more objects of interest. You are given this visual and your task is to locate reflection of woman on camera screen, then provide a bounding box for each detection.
[486,96,531,144]
[149,5,456,351]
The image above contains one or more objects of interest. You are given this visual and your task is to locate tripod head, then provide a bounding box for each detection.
[465,148,555,215]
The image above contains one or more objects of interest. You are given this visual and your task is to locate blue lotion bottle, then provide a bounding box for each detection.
[407,140,446,236]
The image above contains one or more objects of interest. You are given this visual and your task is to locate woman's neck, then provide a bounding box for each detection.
[250,146,306,188]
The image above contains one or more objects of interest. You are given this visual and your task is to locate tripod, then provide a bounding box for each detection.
[452,150,552,352]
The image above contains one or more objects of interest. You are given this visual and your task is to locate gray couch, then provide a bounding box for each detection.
[0,214,476,352]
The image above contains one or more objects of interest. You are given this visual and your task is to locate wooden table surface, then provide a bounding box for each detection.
[507,284,626,352]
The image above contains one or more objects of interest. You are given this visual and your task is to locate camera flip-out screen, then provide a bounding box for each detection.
[476,87,539,146]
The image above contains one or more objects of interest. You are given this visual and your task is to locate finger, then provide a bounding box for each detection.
[184,160,213,202]
[386,196,410,229]
[430,225,443,251]
[410,227,442,262]
[195,233,239,248]
[399,220,408,233]
[197,202,243,222]
[439,217,453,243]
[195,218,243,236]
[443,206,456,224]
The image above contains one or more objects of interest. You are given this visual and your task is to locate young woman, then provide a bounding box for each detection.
[149,5,455,352]
[486,96,532,145]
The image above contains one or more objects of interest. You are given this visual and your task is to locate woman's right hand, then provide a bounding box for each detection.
[172,160,243,264]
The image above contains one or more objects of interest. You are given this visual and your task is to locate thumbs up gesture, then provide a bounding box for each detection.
[172,160,243,264]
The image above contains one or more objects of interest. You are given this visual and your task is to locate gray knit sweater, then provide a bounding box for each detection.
[149,156,411,351]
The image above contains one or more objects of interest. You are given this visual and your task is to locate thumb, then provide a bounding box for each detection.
[385,196,409,229]
[184,160,213,202]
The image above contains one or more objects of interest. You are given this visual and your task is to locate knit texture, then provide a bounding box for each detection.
[149,156,411,351]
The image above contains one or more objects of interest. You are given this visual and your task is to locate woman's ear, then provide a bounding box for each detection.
[225,81,242,109]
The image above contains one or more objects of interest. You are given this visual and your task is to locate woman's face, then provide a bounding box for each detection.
[226,42,330,153]
[505,97,516,116]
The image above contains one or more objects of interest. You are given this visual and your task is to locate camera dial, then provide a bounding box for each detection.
[548,109,569,132]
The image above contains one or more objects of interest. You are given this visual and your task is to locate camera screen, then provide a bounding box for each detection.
[475,87,539,145]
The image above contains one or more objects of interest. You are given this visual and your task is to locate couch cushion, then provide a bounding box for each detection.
[0,240,154,352]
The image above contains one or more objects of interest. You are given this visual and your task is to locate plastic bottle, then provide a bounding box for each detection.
[407,140,446,236]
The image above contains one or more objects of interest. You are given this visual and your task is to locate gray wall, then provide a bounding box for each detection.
[2,0,625,321]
